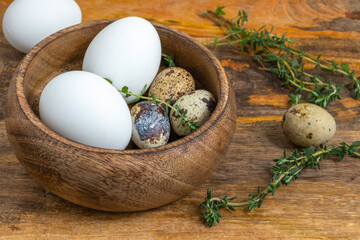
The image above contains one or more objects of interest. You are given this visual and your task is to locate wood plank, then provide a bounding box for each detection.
[1,0,360,239]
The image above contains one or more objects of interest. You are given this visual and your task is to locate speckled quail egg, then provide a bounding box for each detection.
[282,103,336,147]
[131,101,171,149]
[170,89,216,136]
[148,67,195,105]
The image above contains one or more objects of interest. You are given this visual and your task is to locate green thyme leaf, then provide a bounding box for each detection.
[200,141,360,227]
[201,7,360,107]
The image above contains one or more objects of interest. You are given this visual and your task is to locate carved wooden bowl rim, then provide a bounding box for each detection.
[13,19,230,154]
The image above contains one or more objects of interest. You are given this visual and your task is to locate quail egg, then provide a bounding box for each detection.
[131,101,170,149]
[148,67,195,105]
[282,103,336,147]
[170,89,216,136]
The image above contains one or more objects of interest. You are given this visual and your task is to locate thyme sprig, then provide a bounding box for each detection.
[200,141,360,227]
[288,93,301,105]
[104,78,199,134]
[201,6,360,107]
[162,54,176,67]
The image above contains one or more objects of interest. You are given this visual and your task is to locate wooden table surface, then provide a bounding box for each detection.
[1,0,360,239]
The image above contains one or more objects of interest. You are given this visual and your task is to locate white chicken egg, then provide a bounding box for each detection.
[39,71,132,150]
[82,17,161,103]
[2,0,82,53]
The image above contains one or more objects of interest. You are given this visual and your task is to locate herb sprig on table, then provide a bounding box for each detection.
[201,6,360,107]
[200,141,360,227]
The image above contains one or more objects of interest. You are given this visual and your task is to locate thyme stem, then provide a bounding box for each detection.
[118,88,190,126]
[201,6,360,106]
[200,142,360,227]
[104,80,199,134]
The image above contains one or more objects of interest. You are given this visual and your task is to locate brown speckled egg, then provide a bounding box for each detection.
[170,90,216,136]
[130,101,170,149]
[282,103,336,147]
[148,67,195,105]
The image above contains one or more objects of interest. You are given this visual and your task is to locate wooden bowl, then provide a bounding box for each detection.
[5,19,236,212]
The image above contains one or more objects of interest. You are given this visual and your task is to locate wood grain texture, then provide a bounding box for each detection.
[1,0,360,239]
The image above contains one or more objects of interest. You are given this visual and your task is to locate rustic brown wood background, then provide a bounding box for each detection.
[1,0,360,239]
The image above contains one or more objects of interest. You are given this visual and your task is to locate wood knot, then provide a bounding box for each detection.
[345,11,360,20]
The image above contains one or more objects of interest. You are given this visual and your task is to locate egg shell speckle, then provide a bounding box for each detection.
[148,67,195,105]
[131,101,170,149]
[170,89,216,136]
[282,103,336,147]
